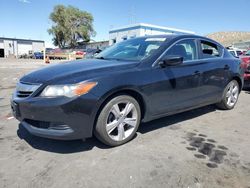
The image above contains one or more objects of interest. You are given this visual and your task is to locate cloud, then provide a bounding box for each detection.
[18,0,31,3]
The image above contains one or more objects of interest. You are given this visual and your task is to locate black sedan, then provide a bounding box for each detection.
[11,34,243,146]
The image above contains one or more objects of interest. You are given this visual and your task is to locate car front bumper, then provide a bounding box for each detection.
[11,93,100,140]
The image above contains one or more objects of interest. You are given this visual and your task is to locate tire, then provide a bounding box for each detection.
[94,95,141,146]
[216,80,239,110]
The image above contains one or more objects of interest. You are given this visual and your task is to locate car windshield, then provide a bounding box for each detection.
[95,37,167,61]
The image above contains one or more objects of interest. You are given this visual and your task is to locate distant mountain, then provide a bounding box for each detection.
[206,32,250,47]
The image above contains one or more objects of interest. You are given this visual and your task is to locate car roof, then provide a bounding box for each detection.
[138,34,224,48]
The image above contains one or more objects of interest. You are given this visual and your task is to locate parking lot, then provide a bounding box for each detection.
[0,58,250,188]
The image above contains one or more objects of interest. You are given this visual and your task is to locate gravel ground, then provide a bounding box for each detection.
[0,58,250,188]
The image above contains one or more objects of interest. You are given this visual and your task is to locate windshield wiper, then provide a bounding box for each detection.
[95,56,104,59]
[95,57,121,61]
[95,56,108,60]
[95,57,137,62]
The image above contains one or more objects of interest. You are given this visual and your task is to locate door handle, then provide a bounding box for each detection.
[224,65,230,70]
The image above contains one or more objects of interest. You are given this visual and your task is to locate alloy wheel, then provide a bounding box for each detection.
[225,81,239,107]
[106,101,138,141]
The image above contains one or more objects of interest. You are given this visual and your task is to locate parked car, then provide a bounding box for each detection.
[240,49,250,88]
[19,53,28,59]
[28,50,34,59]
[45,48,54,55]
[84,48,102,59]
[11,35,243,146]
[33,52,44,59]
[19,51,33,59]
[228,49,244,58]
[75,50,84,56]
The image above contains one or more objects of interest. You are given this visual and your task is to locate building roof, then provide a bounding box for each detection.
[109,23,195,34]
[0,37,44,43]
[88,40,109,44]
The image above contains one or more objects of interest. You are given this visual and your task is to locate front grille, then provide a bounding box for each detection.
[25,119,50,129]
[17,91,33,98]
[15,82,41,98]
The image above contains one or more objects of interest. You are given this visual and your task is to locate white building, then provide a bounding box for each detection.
[232,41,250,50]
[109,23,195,45]
[0,37,45,58]
[85,40,109,50]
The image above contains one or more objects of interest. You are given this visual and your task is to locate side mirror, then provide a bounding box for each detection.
[159,55,183,67]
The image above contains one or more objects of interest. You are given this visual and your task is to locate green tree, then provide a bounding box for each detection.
[48,5,95,48]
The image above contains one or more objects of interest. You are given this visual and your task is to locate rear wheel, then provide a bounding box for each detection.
[94,95,141,146]
[216,80,239,110]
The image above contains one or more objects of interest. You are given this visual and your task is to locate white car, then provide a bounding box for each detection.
[228,49,244,57]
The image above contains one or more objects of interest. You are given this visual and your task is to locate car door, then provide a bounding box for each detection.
[196,39,229,103]
[148,38,205,117]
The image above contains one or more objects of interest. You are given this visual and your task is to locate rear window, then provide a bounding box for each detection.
[200,40,222,58]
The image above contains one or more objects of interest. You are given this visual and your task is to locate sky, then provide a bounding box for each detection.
[1,0,250,47]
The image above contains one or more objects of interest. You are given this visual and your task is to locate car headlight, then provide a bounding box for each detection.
[40,82,97,97]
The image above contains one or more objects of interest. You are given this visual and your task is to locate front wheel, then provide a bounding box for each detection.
[216,80,239,110]
[94,95,141,146]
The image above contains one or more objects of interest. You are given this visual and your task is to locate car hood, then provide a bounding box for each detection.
[20,59,140,84]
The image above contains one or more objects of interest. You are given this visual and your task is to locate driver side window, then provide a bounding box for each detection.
[166,39,197,62]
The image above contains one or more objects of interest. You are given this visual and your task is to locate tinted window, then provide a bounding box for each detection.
[201,40,221,58]
[165,39,197,61]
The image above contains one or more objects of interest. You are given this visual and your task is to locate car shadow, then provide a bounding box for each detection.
[17,105,216,154]
[244,89,250,94]
[17,124,110,154]
[138,105,216,134]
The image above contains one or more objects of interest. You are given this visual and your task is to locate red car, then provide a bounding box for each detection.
[240,49,250,88]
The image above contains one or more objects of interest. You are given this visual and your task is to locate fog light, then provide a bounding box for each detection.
[49,124,70,130]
